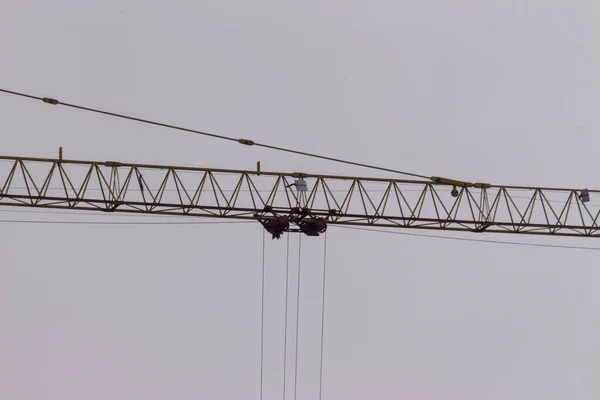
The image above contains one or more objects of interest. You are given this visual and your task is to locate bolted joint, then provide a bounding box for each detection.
[238,138,255,146]
[42,97,60,105]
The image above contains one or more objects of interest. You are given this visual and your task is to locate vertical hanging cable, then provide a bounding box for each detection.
[282,233,291,400]
[260,229,266,400]
[318,232,328,400]
[293,234,302,400]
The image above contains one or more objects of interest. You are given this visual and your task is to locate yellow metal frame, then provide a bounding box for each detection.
[0,154,598,238]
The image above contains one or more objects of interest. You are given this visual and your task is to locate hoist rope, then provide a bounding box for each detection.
[282,233,291,400]
[318,232,328,400]
[293,234,302,400]
[260,229,266,400]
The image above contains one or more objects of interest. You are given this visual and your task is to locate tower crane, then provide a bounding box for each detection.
[0,89,597,240]
[0,152,597,239]
[6,89,595,400]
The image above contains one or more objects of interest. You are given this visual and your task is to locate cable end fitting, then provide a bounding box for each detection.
[431,176,473,187]
[42,97,60,105]
[238,138,255,146]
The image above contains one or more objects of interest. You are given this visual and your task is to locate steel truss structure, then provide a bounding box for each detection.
[0,154,598,238]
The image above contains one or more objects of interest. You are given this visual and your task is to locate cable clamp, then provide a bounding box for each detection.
[42,97,59,105]
[238,138,255,146]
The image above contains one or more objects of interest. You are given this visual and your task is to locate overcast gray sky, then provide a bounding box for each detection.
[2,1,600,399]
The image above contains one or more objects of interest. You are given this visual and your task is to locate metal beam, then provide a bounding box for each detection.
[0,155,598,238]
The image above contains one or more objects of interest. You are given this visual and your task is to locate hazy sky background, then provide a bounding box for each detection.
[2,1,600,399]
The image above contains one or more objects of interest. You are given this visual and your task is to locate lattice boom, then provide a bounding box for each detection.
[0,155,598,238]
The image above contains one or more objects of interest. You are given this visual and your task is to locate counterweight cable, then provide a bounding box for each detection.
[0,88,429,180]
[318,232,328,400]
[282,233,291,400]
[293,235,302,400]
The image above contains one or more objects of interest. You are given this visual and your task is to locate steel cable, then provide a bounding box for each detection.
[0,88,430,180]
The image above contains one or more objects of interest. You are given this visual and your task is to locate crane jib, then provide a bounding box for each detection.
[0,154,597,239]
